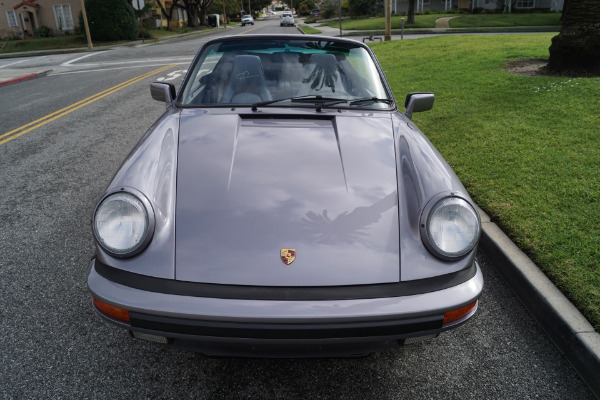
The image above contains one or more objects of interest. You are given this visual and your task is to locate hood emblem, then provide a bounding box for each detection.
[280,249,296,265]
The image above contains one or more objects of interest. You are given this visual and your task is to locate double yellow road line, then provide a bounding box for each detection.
[0,64,177,147]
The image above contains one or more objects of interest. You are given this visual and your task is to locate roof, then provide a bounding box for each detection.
[13,1,37,10]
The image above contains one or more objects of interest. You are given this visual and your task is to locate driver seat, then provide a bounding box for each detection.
[220,55,272,104]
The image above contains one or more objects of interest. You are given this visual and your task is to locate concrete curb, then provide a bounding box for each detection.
[0,69,52,87]
[477,206,600,399]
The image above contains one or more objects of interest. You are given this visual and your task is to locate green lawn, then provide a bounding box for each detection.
[319,13,561,30]
[371,34,600,331]
[299,25,323,34]
[449,13,562,27]
[321,14,455,30]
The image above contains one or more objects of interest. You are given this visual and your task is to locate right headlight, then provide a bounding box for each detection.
[420,195,480,260]
[93,190,154,258]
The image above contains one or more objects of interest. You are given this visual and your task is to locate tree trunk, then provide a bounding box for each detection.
[156,0,179,30]
[407,0,415,24]
[197,2,208,25]
[548,0,600,75]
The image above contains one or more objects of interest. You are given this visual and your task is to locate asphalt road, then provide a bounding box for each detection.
[0,17,594,399]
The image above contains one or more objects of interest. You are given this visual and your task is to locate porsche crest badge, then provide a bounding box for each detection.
[280,249,296,265]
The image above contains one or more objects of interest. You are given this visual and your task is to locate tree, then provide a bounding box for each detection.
[154,0,183,30]
[83,0,139,41]
[407,0,415,24]
[348,0,376,16]
[317,0,347,18]
[298,0,317,16]
[548,0,600,75]
[181,0,200,26]
[207,0,239,21]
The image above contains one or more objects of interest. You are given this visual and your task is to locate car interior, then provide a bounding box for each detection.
[186,50,375,106]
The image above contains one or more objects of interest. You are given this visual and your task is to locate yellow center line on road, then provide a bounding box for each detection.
[0,64,178,147]
[237,24,263,35]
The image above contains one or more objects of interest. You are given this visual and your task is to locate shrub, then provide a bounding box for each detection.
[298,0,316,16]
[37,25,54,38]
[83,0,139,41]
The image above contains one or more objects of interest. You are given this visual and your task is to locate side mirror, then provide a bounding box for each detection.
[404,92,434,120]
[150,82,176,108]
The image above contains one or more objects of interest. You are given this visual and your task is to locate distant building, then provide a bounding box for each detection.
[1,0,82,39]
[391,0,564,13]
[151,0,188,29]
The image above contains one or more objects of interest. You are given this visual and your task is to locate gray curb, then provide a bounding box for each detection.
[477,206,600,399]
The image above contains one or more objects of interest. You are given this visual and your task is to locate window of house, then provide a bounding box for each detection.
[516,0,535,8]
[53,4,74,30]
[6,10,18,27]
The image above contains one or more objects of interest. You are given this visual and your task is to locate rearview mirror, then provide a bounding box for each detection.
[404,92,434,120]
[150,82,176,108]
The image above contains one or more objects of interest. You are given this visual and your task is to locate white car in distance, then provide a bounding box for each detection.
[241,14,254,26]
[280,12,294,27]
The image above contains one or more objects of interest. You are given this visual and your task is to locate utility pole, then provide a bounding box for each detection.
[338,0,342,36]
[80,0,93,50]
[384,0,391,41]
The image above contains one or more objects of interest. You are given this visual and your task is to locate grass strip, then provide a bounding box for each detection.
[319,12,560,30]
[449,13,562,27]
[320,14,455,29]
[299,25,323,34]
[372,33,599,331]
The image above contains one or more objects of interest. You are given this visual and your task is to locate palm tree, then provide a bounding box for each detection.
[548,0,600,75]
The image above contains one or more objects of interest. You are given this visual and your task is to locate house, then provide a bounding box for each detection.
[150,0,188,29]
[1,0,82,39]
[391,0,564,14]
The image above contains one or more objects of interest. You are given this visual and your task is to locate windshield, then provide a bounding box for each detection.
[179,38,392,110]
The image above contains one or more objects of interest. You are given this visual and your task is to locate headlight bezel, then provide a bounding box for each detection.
[93,187,155,258]
[419,193,481,261]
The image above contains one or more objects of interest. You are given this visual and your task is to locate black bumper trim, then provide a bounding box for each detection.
[129,312,443,339]
[94,259,477,301]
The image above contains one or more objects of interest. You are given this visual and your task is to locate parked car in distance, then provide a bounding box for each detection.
[241,14,254,26]
[280,12,294,26]
[88,35,483,358]
[309,9,320,17]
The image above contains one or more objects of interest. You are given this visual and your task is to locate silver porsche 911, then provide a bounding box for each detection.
[88,35,483,357]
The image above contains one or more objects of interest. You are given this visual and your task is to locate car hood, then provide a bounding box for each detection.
[175,110,400,286]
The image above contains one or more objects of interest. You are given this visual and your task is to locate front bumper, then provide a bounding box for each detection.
[88,259,483,356]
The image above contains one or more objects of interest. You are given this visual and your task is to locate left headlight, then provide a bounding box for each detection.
[93,190,154,258]
[420,195,480,260]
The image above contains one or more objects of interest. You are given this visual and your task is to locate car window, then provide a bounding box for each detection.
[179,38,391,109]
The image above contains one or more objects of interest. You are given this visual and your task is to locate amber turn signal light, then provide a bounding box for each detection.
[93,297,130,323]
[443,300,478,325]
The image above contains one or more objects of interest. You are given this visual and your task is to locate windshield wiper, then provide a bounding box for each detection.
[251,95,348,111]
[348,97,394,106]
[320,97,394,109]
